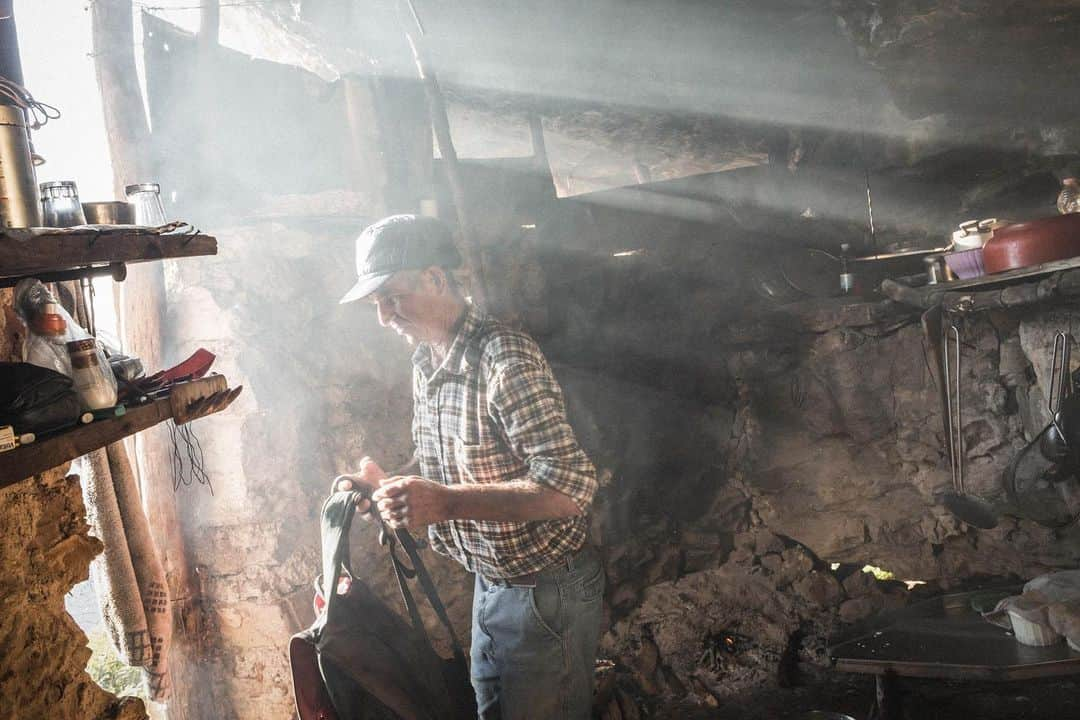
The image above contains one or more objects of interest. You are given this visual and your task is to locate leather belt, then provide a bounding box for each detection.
[498,571,540,588]
[484,545,591,588]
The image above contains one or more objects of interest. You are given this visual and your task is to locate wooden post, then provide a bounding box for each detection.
[529,114,550,174]
[198,0,219,48]
[91,2,209,717]
[400,0,487,308]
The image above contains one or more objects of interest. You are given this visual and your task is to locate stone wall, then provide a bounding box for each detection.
[0,288,146,720]
[526,191,1080,714]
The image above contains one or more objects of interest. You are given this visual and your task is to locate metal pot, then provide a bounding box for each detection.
[82,201,135,225]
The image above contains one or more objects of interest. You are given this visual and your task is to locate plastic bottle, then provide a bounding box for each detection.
[66,339,118,410]
[1058,178,1080,215]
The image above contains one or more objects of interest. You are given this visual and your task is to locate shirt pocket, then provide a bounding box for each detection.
[453,435,504,484]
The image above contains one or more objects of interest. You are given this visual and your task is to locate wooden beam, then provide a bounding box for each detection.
[400,0,487,308]
[199,0,219,48]
[91,0,156,190]
[0,229,217,279]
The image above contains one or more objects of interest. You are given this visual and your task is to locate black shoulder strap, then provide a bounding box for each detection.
[320,490,467,664]
[384,525,468,666]
[318,491,362,622]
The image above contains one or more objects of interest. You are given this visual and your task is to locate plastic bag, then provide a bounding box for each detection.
[13,278,117,409]
[1023,570,1080,602]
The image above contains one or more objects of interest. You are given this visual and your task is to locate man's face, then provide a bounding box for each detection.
[367,269,444,345]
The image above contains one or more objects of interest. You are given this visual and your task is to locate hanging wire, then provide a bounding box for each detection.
[167,419,214,495]
[168,420,186,490]
[0,74,60,129]
[180,422,213,495]
[856,99,877,253]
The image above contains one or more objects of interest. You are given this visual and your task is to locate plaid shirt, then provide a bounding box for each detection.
[411,304,597,579]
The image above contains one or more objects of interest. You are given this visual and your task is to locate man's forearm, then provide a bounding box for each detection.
[443,480,582,522]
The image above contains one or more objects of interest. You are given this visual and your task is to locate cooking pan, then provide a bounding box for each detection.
[983,214,1080,274]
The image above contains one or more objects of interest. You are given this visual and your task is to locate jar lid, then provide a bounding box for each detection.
[124,183,160,195]
[39,180,78,190]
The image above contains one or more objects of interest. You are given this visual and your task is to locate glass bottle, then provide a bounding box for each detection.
[66,339,117,410]
[124,183,167,226]
[839,242,855,295]
[39,180,88,227]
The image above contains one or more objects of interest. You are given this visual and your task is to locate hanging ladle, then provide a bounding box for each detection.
[1039,331,1073,463]
[941,323,1000,529]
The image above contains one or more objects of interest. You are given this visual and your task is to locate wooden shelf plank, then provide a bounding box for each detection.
[0,398,172,488]
[0,228,217,280]
[881,255,1080,311]
[0,376,241,487]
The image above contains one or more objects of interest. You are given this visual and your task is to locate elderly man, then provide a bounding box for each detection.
[336,214,603,719]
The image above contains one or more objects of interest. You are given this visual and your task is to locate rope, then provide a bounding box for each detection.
[0,74,60,129]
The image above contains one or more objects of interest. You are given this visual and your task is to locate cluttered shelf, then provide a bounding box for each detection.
[0,224,217,287]
[0,375,240,489]
[880,255,1080,313]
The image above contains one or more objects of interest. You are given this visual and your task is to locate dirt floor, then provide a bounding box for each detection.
[642,676,1080,719]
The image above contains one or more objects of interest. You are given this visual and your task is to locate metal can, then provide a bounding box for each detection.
[0,105,42,228]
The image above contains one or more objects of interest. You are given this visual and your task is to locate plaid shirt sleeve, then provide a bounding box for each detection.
[487,357,598,513]
[411,365,422,451]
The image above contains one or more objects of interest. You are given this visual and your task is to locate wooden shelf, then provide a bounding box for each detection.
[0,227,229,486]
[0,379,239,489]
[0,227,217,285]
[0,398,171,488]
[881,255,1080,312]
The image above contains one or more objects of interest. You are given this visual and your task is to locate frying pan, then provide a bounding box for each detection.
[983,214,1080,274]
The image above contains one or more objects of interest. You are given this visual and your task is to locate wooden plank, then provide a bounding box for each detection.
[881,255,1080,310]
[0,230,217,279]
[0,398,171,488]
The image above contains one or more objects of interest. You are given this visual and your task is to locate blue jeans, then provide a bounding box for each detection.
[470,547,605,719]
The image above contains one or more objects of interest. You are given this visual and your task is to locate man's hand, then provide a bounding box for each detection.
[372,476,453,529]
[333,457,387,515]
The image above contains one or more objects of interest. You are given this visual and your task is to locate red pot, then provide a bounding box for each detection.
[983,214,1080,274]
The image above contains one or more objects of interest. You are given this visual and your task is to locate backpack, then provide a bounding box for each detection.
[289,490,476,720]
[0,362,82,434]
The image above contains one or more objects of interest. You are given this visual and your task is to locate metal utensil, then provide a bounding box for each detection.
[1040,331,1073,462]
[82,201,135,225]
[941,322,999,529]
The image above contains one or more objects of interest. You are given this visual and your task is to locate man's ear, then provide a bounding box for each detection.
[424,266,450,295]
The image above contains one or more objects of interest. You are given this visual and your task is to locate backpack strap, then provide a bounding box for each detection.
[317,490,363,623]
[390,528,468,665]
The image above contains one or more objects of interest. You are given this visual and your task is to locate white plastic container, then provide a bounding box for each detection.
[65,338,117,410]
[1008,603,1062,647]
